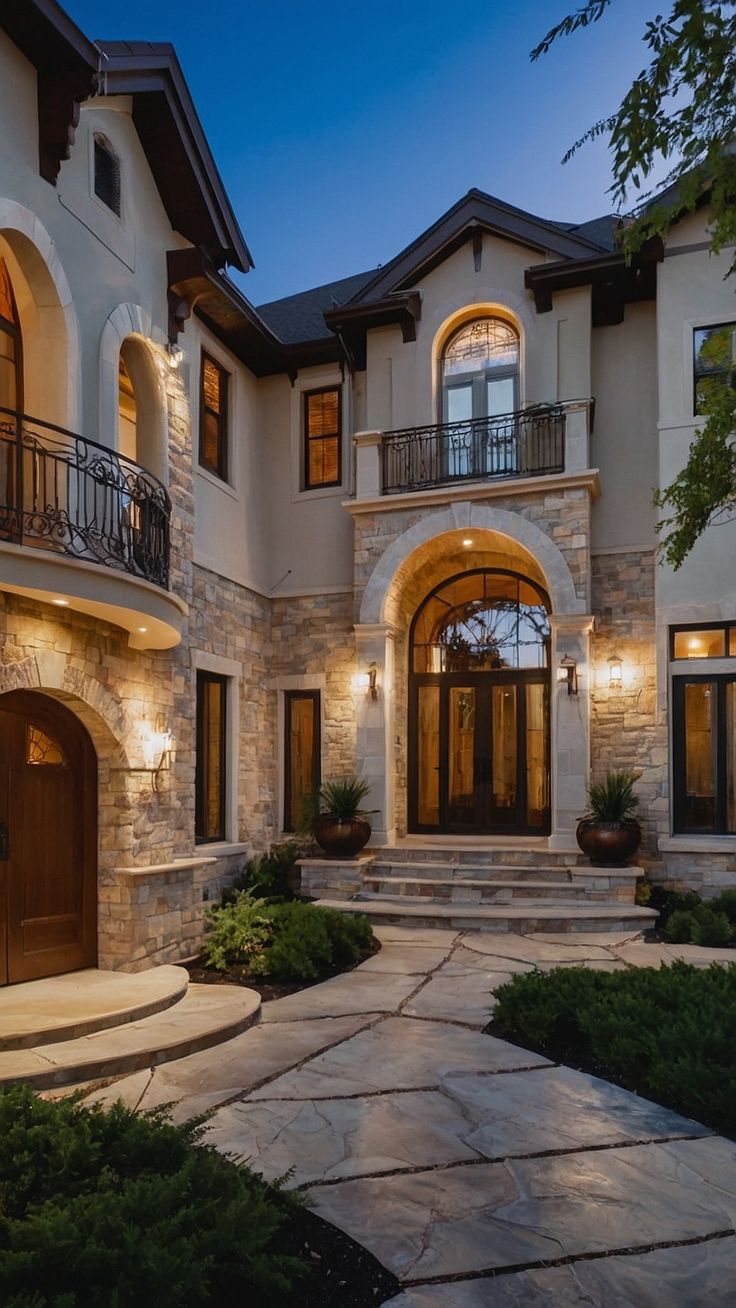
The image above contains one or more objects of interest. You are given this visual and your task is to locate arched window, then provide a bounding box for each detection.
[0,258,22,413]
[118,349,137,461]
[411,569,550,673]
[441,317,519,424]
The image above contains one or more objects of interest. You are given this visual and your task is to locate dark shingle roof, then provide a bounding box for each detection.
[257,269,379,343]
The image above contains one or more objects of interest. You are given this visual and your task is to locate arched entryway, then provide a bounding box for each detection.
[0,691,97,984]
[408,568,551,835]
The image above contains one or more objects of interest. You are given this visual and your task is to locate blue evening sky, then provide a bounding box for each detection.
[63,1,663,305]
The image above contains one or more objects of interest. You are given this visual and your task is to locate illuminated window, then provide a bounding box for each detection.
[441,318,519,424]
[199,352,229,480]
[693,322,736,415]
[0,257,21,413]
[304,387,341,489]
[673,676,736,834]
[195,672,227,842]
[26,725,66,766]
[671,624,736,660]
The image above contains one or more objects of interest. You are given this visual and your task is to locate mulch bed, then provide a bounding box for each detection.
[279,1206,400,1307]
[185,936,381,1003]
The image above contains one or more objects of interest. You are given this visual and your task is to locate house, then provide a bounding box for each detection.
[0,0,734,989]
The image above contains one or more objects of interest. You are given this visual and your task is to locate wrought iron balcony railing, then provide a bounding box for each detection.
[381,405,566,495]
[0,408,170,589]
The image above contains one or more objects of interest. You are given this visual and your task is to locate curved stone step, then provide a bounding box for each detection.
[363,875,591,902]
[0,966,190,1052]
[316,896,658,936]
[0,984,261,1090]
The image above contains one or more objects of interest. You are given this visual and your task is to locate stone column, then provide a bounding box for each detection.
[549,613,594,850]
[353,622,396,845]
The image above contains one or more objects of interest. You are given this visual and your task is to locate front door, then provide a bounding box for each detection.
[0,691,97,984]
[410,673,549,835]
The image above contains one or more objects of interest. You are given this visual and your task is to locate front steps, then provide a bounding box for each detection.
[300,843,658,935]
[0,967,260,1091]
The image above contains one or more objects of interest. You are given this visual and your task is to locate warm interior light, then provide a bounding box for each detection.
[608,654,623,688]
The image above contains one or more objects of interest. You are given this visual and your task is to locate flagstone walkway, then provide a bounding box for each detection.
[86,927,736,1305]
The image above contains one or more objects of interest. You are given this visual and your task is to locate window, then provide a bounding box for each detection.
[93,135,121,217]
[441,318,519,424]
[199,352,229,480]
[195,672,227,842]
[284,691,321,831]
[693,322,736,415]
[304,386,341,489]
[673,675,736,834]
[671,623,736,660]
[0,257,21,413]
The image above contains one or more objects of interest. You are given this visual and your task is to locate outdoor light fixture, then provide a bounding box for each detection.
[462,538,474,548]
[122,713,174,791]
[557,653,578,696]
[608,654,623,690]
[353,662,379,700]
[165,341,183,369]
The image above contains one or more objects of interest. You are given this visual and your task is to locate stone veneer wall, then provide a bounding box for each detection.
[590,550,667,862]
[271,591,356,782]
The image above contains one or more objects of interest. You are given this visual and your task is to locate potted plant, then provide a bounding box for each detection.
[302,777,376,858]
[576,769,642,866]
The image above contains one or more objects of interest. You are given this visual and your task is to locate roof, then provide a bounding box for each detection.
[257,269,378,343]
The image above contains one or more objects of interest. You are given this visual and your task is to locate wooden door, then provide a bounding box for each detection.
[0,691,97,984]
[284,691,321,832]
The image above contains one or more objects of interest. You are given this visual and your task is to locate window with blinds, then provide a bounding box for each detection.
[199,352,229,479]
[93,135,121,217]
[304,386,341,489]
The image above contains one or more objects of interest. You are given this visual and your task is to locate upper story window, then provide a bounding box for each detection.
[199,351,229,480]
[93,135,121,217]
[441,317,519,424]
[304,386,341,489]
[672,623,736,660]
[0,257,22,413]
[694,322,736,415]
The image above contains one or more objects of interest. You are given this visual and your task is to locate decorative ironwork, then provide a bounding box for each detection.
[0,407,170,588]
[381,405,565,495]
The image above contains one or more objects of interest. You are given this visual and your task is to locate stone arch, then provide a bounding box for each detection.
[100,304,169,481]
[0,652,129,765]
[359,502,585,627]
[0,198,80,429]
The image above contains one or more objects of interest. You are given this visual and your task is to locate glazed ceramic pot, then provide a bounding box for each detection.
[313,816,372,858]
[576,819,642,866]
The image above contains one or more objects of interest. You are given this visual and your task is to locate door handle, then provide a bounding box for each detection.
[0,821,8,861]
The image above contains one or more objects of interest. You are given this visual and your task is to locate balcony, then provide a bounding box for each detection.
[353,399,594,504]
[0,408,184,649]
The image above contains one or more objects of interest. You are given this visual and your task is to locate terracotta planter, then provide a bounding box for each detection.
[576,819,642,867]
[313,816,372,858]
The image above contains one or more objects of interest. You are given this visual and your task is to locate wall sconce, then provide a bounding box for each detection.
[165,340,183,369]
[140,713,174,790]
[353,661,379,700]
[557,653,578,696]
[607,654,623,690]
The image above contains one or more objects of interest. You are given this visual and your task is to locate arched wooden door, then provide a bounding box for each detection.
[0,691,97,984]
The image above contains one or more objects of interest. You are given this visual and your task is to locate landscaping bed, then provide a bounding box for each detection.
[0,1084,399,1308]
[488,960,736,1137]
[639,884,736,948]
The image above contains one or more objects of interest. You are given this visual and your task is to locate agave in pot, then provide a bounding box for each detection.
[301,777,377,858]
[576,769,642,866]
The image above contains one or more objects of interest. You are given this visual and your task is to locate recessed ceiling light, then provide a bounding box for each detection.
[462,538,473,547]
[52,598,69,606]
[137,626,147,633]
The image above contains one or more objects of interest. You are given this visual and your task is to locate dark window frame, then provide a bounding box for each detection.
[672,672,736,835]
[303,385,342,490]
[195,671,228,844]
[283,690,321,833]
[93,134,121,218]
[670,621,736,661]
[693,320,736,417]
[199,351,230,481]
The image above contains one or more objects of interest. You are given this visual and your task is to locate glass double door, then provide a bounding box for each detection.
[411,673,550,835]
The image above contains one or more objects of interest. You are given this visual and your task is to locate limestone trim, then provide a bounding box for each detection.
[359,503,586,626]
[99,303,169,480]
[344,469,600,516]
[0,651,129,761]
[659,836,736,854]
[0,198,81,429]
[116,857,217,878]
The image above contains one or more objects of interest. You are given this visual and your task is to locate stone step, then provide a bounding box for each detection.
[362,875,593,903]
[316,896,658,936]
[0,984,261,1090]
[371,860,579,882]
[0,966,190,1052]
[380,844,582,868]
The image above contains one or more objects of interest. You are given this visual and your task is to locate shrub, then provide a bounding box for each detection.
[710,888,736,925]
[491,961,736,1135]
[0,1085,302,1306]
[202,894,374,980]
[647,884,702,929]
[664,902,734,947]
[221,841,302,906]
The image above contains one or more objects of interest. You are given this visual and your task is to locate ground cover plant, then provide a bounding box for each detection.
[489,960,736,1137]
[202,893,375,980]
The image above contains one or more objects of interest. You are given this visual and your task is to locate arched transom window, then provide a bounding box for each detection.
[441,317,519,424]
[412,569,550,673]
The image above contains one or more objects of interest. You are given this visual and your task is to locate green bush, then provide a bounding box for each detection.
[221,841,302,906]
[710,888,736,925]
[0,1085,302,1306]
[202,894,374,980]
[646,884,702,928]
[491,961,736,1135]
[664,902,735,947]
